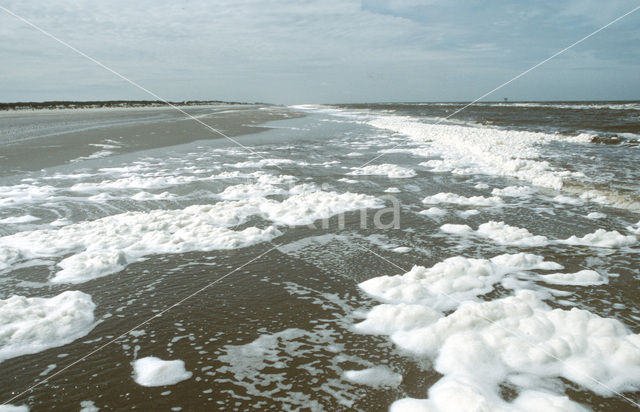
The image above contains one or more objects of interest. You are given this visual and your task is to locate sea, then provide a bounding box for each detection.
[0,101,639,411]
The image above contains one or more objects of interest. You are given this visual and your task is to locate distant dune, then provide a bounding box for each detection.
[0,100,259,111]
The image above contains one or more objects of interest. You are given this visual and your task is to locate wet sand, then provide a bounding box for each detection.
[0,104,301,177]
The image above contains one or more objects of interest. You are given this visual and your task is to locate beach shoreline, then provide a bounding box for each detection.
[0,104,302,177]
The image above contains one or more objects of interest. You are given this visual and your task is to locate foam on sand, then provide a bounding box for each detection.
[440,223,473,235]
[0,215,40,224]
[79,400,99,412]
[491,186,536,198]
[559,229,636,248]
[0,291,95,362]
[553,195,584,205]
[368,116,587,190]
[0,184,57,208]
[343,366,402,387]
[260,191,383,226]
[132,357,192,387]
[476,221,550,247]
[0,405,30,412]
[423,192,503,207]
[627,220,640,235]
[440,221,549,247]
[0,190,382,282]
[359,284,640,410]
[348,163,417,178]
[390,378,589,412]
[357,253,561,312]
[419,207,447,218]
[539,270,607,286]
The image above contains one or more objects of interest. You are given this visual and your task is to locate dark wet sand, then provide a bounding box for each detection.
[0,105,301,177]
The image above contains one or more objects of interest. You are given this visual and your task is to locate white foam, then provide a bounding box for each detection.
[390,377,588,412]
[384,187,401,193]
[579,191,610,205]
[423,192,503,207]
[560,229,636,248]
[539,270,607,286]
[491,186,536,198]
[457,209,480,219]
[395,290,640,392]
[0,405,30,412]
[130,191,177,201]
[217,178,316,200]
[369,116,583,190]
[627,221,640,235]
[441,221,549,247]
[364,287,640,409]
[79,400,99,412]
[553,195,583,205]
[71,150,113,162]
[391,246,411,253]
[440,224,473,235]
[586,212,606,220]
[0,184,57,208]
[476,221,550,247]
[0,291,95,362]
[227,158,296,168]
[343,366,402,387]
[419,207,447,218]
[355,303,442,335]
[132,357,192,387]
[218,183,286,200]
[70,175,202,192]
[348,164,416,178]
[358,253,561,311]
[0,191,382,282]
[260,191,383,226]
[0,247,21,270]
[0,215,40,224]
[52,250,129,284]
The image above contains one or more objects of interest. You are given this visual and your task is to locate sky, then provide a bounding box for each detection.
[0,0,639,104]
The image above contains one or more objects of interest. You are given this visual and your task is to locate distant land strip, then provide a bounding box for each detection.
[0,100,264,111]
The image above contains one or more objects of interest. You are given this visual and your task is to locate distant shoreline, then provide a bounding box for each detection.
[0,100,264,111]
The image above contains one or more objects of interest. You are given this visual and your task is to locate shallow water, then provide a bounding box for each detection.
[0,103,639,410]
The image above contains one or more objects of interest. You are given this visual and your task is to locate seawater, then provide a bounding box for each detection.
[0,102,639,410]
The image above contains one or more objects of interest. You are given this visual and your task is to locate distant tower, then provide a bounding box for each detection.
[504,97,508,102]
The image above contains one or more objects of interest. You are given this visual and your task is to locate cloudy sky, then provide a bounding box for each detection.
[1,0,639,103]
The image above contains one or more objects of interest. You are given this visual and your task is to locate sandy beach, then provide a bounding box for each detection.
[0,104,300,176]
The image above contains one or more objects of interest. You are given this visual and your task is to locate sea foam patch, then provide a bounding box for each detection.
[348,164,417,178]
[368,116,585,190]
[440,221,550,247]
[0,190,382,282]
[559,229,637,248]
[360,286,640,410]
[491,185,536,198]
[356,239,640,411]
[539,270,607,286]
[0,291,95,362]
[343,366,402,387]
[358,253,561,311]
[132,357,192,387]
[423,192,503,207]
